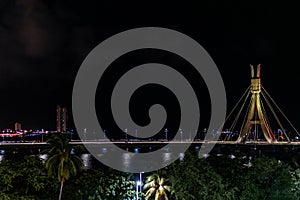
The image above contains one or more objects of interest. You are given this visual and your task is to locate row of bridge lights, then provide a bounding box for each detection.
[81,128,247,141]
[123,128,203,141]
[82,128,299,142]
[82,128,203,141]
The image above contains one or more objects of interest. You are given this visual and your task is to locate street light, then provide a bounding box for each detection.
[103,129,106,140]
[136,181,141,200]
[179,128,183,142]
[83,128,87,142]
[139,172,144,196]
[125,128,128,141]
[135,172,144,200]
[165,128,168,141]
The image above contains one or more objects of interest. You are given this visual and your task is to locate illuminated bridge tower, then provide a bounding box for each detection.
[237,64,277,143]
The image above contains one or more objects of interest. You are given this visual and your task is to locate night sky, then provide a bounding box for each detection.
[1,0,300,133]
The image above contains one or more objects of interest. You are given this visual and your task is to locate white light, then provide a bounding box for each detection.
[179,152,185,161]
[243,162,253,168]
[202,153,210,158]
[136,180,141,200]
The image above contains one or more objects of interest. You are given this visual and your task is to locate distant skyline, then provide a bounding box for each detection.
[1,1,300,132]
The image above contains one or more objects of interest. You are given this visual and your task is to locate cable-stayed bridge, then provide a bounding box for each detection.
[1,64,300,149]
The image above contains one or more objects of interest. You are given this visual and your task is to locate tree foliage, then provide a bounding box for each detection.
[143,173,171,200]
[291,168,300,199]
[0,156,56,199]
[45,133,83,200]
[62,168,136,200]
[207,154,298,200]
[0,148,300,200]
[169,152,235,200]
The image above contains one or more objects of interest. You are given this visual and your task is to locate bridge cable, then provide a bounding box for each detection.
[260,91,281,141]
[229,90,251,134]
[227,88,251,140]
[238,90,253,141]
[261,88,290,141]
[262,86,300,138]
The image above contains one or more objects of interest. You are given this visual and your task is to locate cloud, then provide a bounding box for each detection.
[0,0,69,87]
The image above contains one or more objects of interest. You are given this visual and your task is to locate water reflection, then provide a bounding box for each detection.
[0,151,187,169]
[0,150,183,169]
[163,153,172,163]
[122,152,134,170]
[0,148,245,170]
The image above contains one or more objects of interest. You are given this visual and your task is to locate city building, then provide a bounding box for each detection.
[15,122,21,131]
[56,105,67,133]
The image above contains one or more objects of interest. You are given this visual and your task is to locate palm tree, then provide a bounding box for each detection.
[45,134,83,200]
[143,173,171,200]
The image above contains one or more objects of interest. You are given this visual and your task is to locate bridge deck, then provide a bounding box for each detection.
[1,140,300,146]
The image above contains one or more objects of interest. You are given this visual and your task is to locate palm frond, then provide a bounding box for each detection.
[144,173,171,200]
[45,133,83,182]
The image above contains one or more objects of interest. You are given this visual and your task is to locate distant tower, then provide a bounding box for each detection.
[237,64,277,143]
[56,105,67,132]
[15,122,21,131]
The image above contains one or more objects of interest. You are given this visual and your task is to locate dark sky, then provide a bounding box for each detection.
[1,0,300,132]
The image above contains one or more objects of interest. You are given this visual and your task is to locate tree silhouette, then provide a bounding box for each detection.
[45,134,83,200]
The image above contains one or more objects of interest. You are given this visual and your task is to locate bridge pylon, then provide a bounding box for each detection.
[237,64,277,143]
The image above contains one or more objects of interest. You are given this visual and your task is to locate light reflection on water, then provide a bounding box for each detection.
[0,151,226,170]
[0,152,187,169]
[37,153,93,169]
[163,153,172,163]
[0,151,194,169]
[91,152,185,171]
[122,152,134,170]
